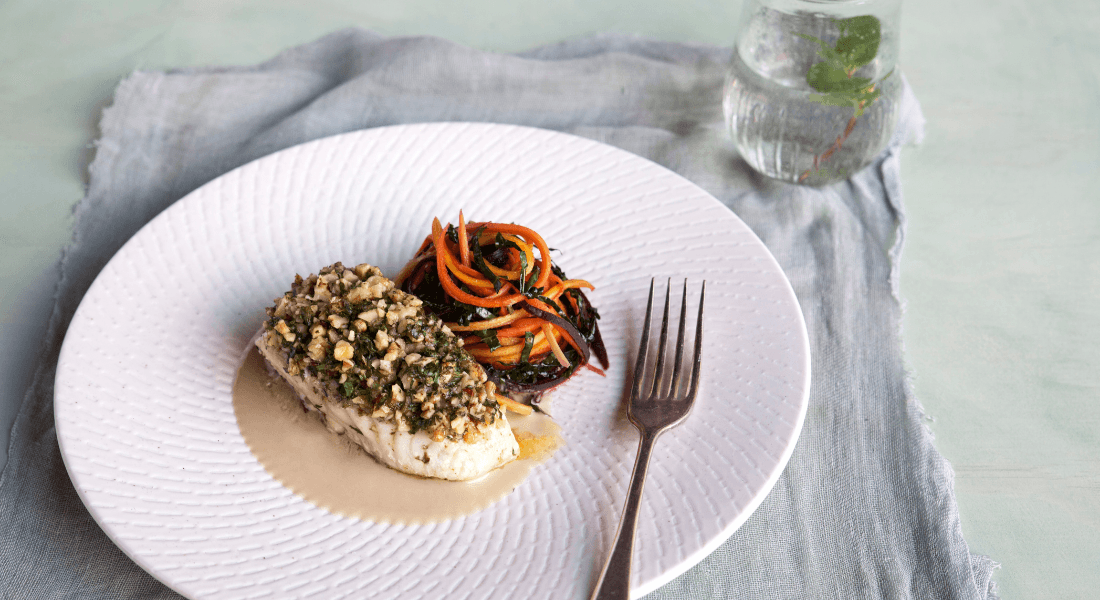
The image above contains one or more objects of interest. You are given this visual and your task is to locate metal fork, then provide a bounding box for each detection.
[590,278,706,600]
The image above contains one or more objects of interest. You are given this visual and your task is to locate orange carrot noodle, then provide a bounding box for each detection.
[458,211,471,266]
[432,219,525,308]
[445,310,526,332]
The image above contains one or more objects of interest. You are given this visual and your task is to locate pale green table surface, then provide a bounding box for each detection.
[2,1,1097,598]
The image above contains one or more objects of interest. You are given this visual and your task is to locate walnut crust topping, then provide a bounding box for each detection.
[262,262,502,442]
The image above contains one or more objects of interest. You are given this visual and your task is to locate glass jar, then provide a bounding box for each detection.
[723,0,903,186]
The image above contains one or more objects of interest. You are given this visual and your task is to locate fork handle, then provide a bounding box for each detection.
[590,431,658,600]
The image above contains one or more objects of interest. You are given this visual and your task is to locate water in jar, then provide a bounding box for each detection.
[724,3,901,186]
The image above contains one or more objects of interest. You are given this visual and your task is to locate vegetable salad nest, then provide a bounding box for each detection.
[395,214,608,404]
[261,262,503,443]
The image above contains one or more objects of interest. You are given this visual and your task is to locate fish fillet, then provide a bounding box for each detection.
[256,262,518,481]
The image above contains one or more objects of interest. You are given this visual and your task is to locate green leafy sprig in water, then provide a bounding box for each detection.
[794,15,893,182]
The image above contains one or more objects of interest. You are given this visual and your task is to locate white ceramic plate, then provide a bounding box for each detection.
[55,123,810,599]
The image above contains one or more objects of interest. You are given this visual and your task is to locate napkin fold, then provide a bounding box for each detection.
[0,28,997,599]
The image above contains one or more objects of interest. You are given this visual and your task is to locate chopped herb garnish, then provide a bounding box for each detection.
[519,332,535,364]
[524,265,541,295]
[474,328,502,351]
[494,233,529,294]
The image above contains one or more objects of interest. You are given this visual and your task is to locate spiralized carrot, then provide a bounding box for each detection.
[446,310,526,332]
[457,211,471,267]
[543,323,570,368]
[395,214,604,411]
[430,219,527,308]
[494,393,533,416]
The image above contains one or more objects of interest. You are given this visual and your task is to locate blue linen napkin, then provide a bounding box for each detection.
[0,28,997,599]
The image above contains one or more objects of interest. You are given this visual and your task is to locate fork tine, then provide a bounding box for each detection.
[648,279,672,400]
[686,281,706,400]
[630,279,655,401]
[668,279,689,398]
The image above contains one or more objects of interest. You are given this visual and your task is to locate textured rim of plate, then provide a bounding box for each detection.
[55,122,810,599]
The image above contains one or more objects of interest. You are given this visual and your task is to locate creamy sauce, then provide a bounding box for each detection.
[233,348,561,524]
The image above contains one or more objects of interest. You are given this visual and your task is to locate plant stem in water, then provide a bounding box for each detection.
[800,110,859,182]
